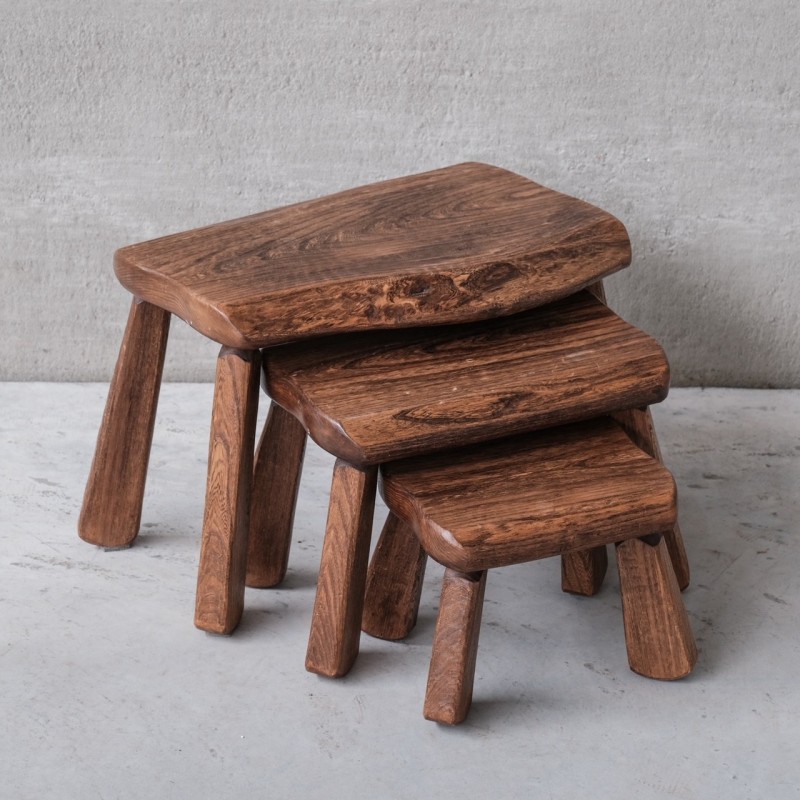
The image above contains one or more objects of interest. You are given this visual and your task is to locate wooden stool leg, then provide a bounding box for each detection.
[362,513,428,640]
[306,460,377,677]
[424,568,487,725]
[79,298,170,548]
[615,534,697,680]
[561,545,608,596]
[613,407,691,590]
[195,347,261,635]
[246,402,307,588]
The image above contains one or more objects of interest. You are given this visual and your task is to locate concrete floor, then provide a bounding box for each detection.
[1,385,798,799]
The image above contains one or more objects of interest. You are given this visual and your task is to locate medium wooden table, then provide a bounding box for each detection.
[258,289,677,677]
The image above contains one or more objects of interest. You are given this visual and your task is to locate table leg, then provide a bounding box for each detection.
[362,512,428,640]
[561,545,609,596]
[424,568,487,725]
[615,533,697,679]
[246,401,307,588]
[195,347,261,635]
[306,460,377,677]
[79,298,170,548]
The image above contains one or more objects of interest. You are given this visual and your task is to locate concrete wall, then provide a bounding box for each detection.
[2,0,798,385]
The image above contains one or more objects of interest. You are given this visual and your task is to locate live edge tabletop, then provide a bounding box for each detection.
[114,162,631,348]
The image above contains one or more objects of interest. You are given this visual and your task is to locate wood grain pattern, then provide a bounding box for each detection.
[559,278,611,593]
[362,513,428,641]
[615,535,697,679]
[246,402,307,588]
[560,545,609,596]
[381,418,677,573]
[612,406,691,590]
[79,298,170,548]
[114,163,631,348]
[424,569,487,725]
[194,347,261,635]
[265,290,669,465]
[305,461,378,677]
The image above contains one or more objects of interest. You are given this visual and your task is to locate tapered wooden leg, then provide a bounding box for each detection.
[306,461,378,677]
[195,347,261,635]
[362,513,428,640]
[246,402,307,588]
[615,534,697,680]
[613,407,691,590]
[424,568,487,725]
[561,545,609,596]
[79,298,170,549]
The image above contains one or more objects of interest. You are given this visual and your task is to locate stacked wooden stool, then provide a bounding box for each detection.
[376,418,694,724]
[79,162,695,724]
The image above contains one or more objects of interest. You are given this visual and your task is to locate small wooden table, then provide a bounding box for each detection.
[377,418,696,724]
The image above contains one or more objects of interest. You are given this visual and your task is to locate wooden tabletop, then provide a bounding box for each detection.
[115,163,631,348]
[380,418,677,573]
[264,290,669,465]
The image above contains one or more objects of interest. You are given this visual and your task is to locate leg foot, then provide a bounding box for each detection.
[424,568,487,725]
[362,513,428,640]
[79,299,170,548]
[246,402,307,588]
[615,534,697,680]
[561,546,608,596]
[306,461,377,677]
[195,347,261,635]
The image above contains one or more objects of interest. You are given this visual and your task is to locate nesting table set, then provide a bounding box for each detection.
[79,162,696,725]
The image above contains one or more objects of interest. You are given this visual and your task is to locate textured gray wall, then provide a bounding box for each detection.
[2,1,798,385]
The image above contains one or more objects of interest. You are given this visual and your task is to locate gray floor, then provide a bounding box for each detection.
[1,385,798,799]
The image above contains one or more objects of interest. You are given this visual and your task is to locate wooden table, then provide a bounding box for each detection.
[78,162,643,644]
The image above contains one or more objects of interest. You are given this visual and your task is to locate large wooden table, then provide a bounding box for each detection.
[114,162,631,347]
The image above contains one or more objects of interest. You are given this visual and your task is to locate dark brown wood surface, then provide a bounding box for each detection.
[79,299,170,548]
[424,568,487,725]
[305,461,378,677]
[194,347,261,635]
[114,162,630,348]
[362,513,428,641]
[246,402,307,588]
[381,418,677,573]
[560,545,609,596]
[615,535,697,679]
[265,290,669,465]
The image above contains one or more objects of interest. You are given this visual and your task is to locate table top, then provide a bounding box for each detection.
[115,162,631,348]
[265,290,668,465]
[381,417,677,572]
